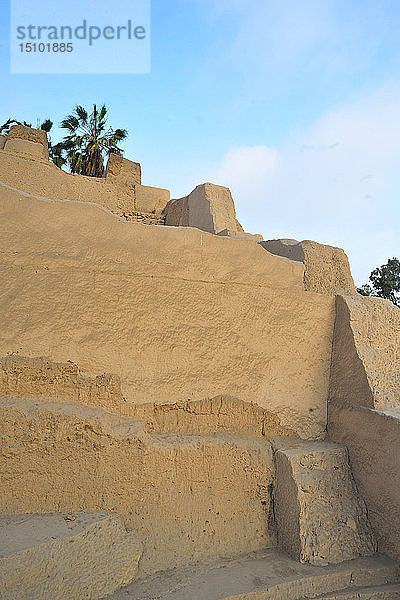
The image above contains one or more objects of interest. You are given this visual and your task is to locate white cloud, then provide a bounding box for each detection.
[213,145,280,190]
[209,85,400,284]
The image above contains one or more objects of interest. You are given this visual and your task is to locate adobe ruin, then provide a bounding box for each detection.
[0,125,399,599]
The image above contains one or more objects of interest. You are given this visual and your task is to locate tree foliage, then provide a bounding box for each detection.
[1,105,128,177]
[357,257,400,306]
[60,104,127,177]
[357,283,373,297]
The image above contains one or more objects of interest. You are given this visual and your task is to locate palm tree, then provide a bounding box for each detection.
[60,104,127,178]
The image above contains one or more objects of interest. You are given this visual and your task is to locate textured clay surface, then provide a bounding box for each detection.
[4,139,47,160]
[135,182,170,214]
[105,153,141,186]
[328,402,400,563]
[260,239,356,295]
[0,357,297,437]
[272,438,376,565]
[164,183,243,235]
[307,585,400,599]
[217,228,263,241]
[5,125,49,161]
[0,397,274,575]
[7,124,48,146]
[0,355,127,414]
[0,511,142,600]
[130,395,297,437]
[0,187,335,439]
[0,147,168,217]
[105,550,400,600]
[330,295,400,410]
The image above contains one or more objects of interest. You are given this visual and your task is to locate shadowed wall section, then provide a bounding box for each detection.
[328,294,400,562]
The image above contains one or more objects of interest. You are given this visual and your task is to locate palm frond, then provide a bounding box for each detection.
[40,119,53,133]
[61,115,79,132]
[98,105,107,121]
[113,128,128,141]
[75,105,88,123]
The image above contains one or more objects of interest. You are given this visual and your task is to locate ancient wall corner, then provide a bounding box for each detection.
[260,238,356,295]
[105,152,142,186]
[4,124,49,161]
[329,293,400,411]
[163,180,262,239]
[327,292,400,563]
[328,294,375,410]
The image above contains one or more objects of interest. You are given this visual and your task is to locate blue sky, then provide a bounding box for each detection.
[1,0,400,283]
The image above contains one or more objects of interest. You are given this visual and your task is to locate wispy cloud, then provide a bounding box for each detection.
[209,84,400,284]
[195,0,400,87]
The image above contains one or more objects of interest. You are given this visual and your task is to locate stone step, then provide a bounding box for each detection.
[0,512,142,600]
[271,438,376,565]
[0,397,275,576]
[308,582,400,599]
[104,549,400,600]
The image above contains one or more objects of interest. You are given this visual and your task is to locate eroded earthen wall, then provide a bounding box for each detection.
[0,356,297,437]
[0,187,335,439]
[0,137,169,218]
[330,295,400,410]
[0,397,275,576]
[261,239,356,295]
[164,183,247,236]
[328,402,400,562]
[328,293,400,562]
[5,125,49,160]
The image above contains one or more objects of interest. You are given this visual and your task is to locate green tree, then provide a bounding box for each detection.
[369,257,400,306]
[60,104,127,177]
[357,257,400,306]
[357,283,373,297]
